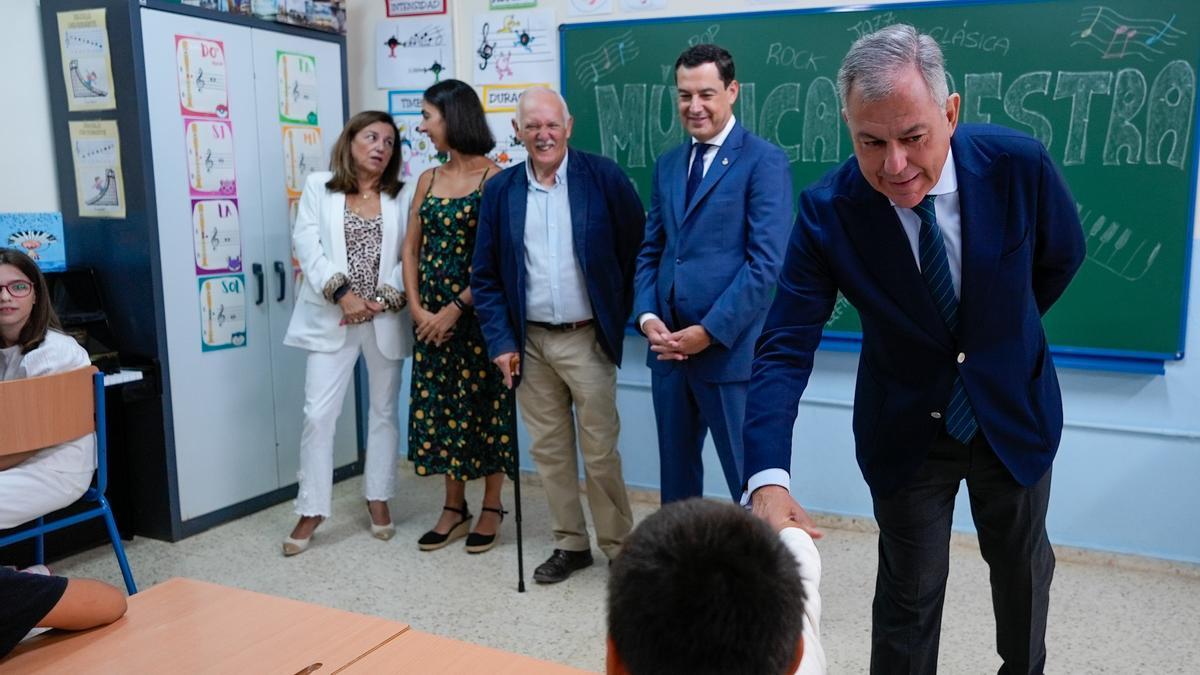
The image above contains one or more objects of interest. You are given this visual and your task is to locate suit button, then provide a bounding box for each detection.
[675,258,682,264]
[930,411,943,420]
[957,352,966,364]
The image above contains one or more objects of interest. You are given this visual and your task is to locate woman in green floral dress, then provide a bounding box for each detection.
[402,80,515,554]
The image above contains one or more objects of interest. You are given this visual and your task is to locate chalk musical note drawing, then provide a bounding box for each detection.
[192,199,243,274]
[1077,203,1162,282]
[277,52,319,125]
[474,10,555,86]
[1072,6,1186,62]
[185,119,236,196]
[176,35,229,118]
[574,30,640,85]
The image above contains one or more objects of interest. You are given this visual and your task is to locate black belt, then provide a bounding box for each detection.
[528,319,593,332]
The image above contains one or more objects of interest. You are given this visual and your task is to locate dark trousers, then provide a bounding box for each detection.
[870,431,1054,675]
[650,366,746,503]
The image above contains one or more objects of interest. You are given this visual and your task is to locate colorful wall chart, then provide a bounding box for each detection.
[376,15,455,89]
[473,10,556,86]
[56,8,116,112]
[277,51,319,125]
[0,213,67,271]
[176,35,230,118]
[276,50,324,285]
[185,119,237,196]
[198,274,248,351]
[68,120,126,219]
[389,90,443,180]
[487,113,528,169]
[177,33,245,351]
[191,199,243,274]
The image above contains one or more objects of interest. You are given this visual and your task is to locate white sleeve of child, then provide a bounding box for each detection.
[780,527,827,675]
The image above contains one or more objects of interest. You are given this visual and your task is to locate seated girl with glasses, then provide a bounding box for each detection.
[0,248,97,529]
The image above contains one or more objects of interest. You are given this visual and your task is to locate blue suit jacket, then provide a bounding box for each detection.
[743,124,1086,497]
[633,122,793,382]
[472,149,645,370]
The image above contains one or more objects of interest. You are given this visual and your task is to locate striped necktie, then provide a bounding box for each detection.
[914,194,978,444]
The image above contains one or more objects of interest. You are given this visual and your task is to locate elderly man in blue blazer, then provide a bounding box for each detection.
[473,87,645,584]
[745,25,1085,675]
[634,44,794,503]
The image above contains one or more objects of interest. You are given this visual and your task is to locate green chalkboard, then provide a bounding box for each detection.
[561,0,1199,360]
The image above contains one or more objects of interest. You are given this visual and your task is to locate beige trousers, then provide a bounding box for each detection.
[517,324,633,559]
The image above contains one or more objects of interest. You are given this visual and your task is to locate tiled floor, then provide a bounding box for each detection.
[44,467,1200,673]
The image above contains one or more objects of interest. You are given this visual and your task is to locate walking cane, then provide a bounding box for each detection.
[510,354,526,592]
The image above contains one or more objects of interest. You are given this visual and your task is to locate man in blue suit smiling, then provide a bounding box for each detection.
[745,25,1085,675]
[634,44,793,503]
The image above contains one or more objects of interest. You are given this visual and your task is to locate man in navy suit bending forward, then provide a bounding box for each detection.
[744,25,1085,674]
[634,44,793,503]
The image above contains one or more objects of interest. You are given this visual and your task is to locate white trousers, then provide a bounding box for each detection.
[0,464,93,529]
[295,323,402,517]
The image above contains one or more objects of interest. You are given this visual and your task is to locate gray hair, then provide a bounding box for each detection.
[837,24,949,108]
[515,86,571,125]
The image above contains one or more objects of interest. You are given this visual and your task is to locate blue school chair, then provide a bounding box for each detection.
[0,367,137,594]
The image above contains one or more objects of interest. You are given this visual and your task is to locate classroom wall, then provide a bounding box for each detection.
[3,1,61,211]
[5,0,1196,563]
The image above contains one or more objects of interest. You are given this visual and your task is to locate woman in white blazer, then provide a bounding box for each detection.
[0,249,97,529]
[282,111,413,555]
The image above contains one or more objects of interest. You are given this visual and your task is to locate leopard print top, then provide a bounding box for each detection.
[343,207,383,298]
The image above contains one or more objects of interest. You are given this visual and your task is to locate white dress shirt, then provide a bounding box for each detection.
[744,147,961,501]
[637,115,738,331]
[524,151,593,324]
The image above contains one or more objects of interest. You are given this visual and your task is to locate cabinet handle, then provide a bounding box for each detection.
[252,263,264,305]
[274,261,286,302]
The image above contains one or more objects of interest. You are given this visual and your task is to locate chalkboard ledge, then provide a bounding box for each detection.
[819,334,1170,376]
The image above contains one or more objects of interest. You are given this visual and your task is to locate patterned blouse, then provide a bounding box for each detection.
[343,207,383,298]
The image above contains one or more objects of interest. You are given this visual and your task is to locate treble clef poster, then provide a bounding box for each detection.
[68,119,126,219]
[56,8,116,112]
[175,35,229,119]
[191,198,243,275]
[177,32,245,351]
[198,274,247,352]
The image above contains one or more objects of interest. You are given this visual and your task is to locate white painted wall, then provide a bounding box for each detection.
[1,0,61,211]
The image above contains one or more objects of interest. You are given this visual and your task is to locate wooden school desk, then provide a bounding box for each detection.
[1,577,409,673]
[340,629,592,674]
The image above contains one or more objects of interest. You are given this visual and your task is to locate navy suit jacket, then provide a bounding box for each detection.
[472,149,645,371]
[743,124,1086,498]
[633,121,793,382]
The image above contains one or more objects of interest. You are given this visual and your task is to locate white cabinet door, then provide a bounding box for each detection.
[247,28,356,487]
[141,9,279,520]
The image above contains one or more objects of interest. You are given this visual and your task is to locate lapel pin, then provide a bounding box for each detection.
[721,158,729,166]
